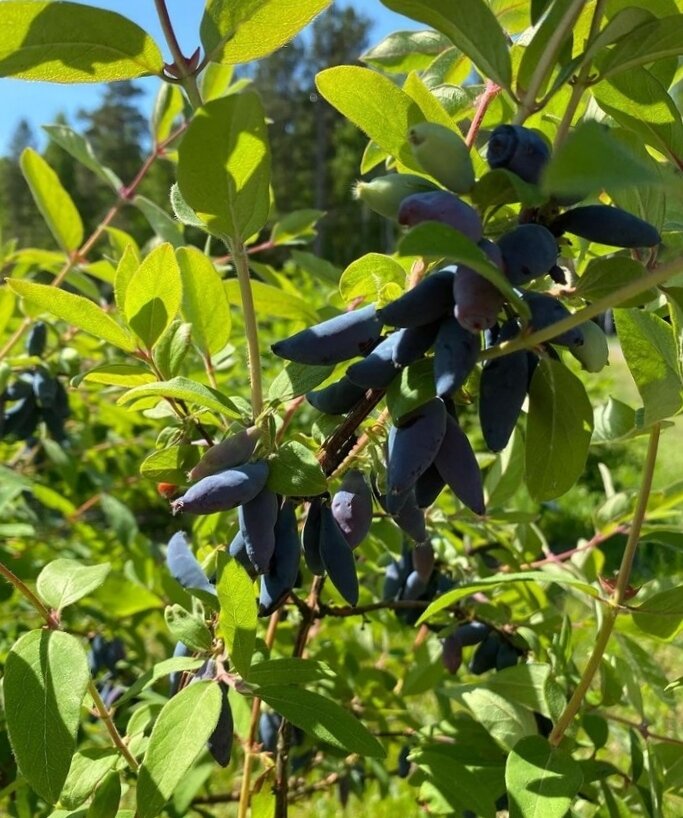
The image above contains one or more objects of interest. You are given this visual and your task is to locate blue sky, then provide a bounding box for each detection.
[0,0,418,152]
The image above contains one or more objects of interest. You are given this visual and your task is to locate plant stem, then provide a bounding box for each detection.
[153,0,204,109]
[89,680,140,771]
[553,0,607,148]
[0,561,57,627]
[548,424,661,746]
[514,0,588,124]
[480,255,683,362]
[229,239,264,419]
[465,81,501,148]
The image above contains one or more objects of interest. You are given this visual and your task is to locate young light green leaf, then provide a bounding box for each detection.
[257,686,386,757]
[140,444,197,484]
[20,148,83,252]
[398,222,528,316]
[170,183,206,229]
[42,124,121,190]
[177,94,271,242]
[152,320,193,380]
[380,0,512,90]
[7,279,135,352]
[460,688,536,751]
[133,196,184,248]
[270,209,324,246]
[124,243,182,349]
[600,15,683,80]
[0,1,164,82]
[75,363,156,388]
[60,749,119,810]
[483,664,559,720]
[541,121,659,199]
[471,168,545,212]
[316,65,427,171]
[115,657,205,708]
[525,359,594,502]
[267,440,327,496]
[114,244,139,315]
[177,246,231,355]
[224,279,317,323]
[361,29,452,74]
[575,257,658,308]
[5,630,90,804]
[216,559,257,679]
[506,735,583,818]
[117,376,241,419]
[247,658,335,688]
[268,362,334,403]
[137,681,222,818]
[36,559,110,611]
[631,585,683,640]
[164,605,214,653]
[151,83,185,144]
[339,253,405,304]
[86,770,120,818]
[201,0,331,64]
[614,308,682,425]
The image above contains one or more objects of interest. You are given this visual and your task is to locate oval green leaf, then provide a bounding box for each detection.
[177,246,231,356]
[124,243,182,349]
[36,559,110,611]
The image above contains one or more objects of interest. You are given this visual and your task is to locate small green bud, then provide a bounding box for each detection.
[0,362,11,394]
[408,122,475,194]
[569,320,610,372]
[353,173,438,220]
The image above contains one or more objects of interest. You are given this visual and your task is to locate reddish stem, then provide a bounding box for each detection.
[465,81,502,149]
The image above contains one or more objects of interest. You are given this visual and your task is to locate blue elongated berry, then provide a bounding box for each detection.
[302,498,325,575]
[401,569,428,601]
[189,426,260,481]
[433,316,480,398]
[259,502,301,616]
[379,270,456,329]
[442,634,463,674]
[319,503,359,606]
[496,640,520,671]
[393,489,427,543]
[169,642,192,696]
[229,531,258,577]
[171,461,269,515]
[456,621,490,647]
[166,531,216,595]
[469,632,501,675]
[272,305,383,365]
[208,682,234,766]
[392,322,440,367]
[522,291,584,347]
[398,191,483,243]
[497,224,557,286]
[434,414,485,515]
[398,745,411,778]
[387,398,447,500]
[259,711,280,753]
[412,541,434,581]
[414,464,445,508]
[331,470,373,549]
[479,319,529,452]
[32,369,57,407]
[551,204,660,248]
[453,239,506,333]
[306,376,366,415]
[382,546,413,601]
[486,124,550,184]
[239,487,279,574]
[26,321,47,357]
[1,395,40,441]
[345,333,401,389]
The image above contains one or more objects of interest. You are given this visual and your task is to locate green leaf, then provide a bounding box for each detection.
[267,440,327,496]
[169,183,206,229]
[600,15,683,79]
[133,196,184,248]
[471,169,545,212]
[614,308,682,425]
[42,124,121,190]
[137,681,222,818]
[268,362,334,403]
[116,657,205,708]
[459,688,536,751]
[36,559,110,611]
[541,121,659,199]
[592,397,638,443]
[86,770,120,818]
[118,377,241,419]
[270,209,324,246]
[7,279,135,352]
[224,279,317,323]
[411,748,498,818]
[398,223,528,316]
[594,67,683,166]
[247,658,335,688]
[164,605,214,653]
[339,253,405,304]
[140,444,197,484]
[386,358,435,422]
[631,586,683,640]
[176,246,231,356]
[257,686,385,757]
[151,83,185,144]
[0,1,164,82]
[201,0,331,64]
[177,94,271,242]
[113,244,139,315]
[380,0,512,90]
[418,570,600,624]
[315,66,428,171]
[20,148,83,252]
[152,320,193,380]
[361,29,452,74]
[483,664,559,720]
[575,257,658,308]
[5,630,90,803]
[60,749,119,810]
[216,559,257,679]
[76,363,156,388]
[525,359,594,502]
[506,735,583,818]
[124,243,182,349]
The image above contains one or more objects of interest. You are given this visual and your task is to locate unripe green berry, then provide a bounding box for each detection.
[408,122,475,194]
[569,320,610,372]
[353,173,438,220]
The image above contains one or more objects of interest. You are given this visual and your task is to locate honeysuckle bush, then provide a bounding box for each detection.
[1,1,683,816]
